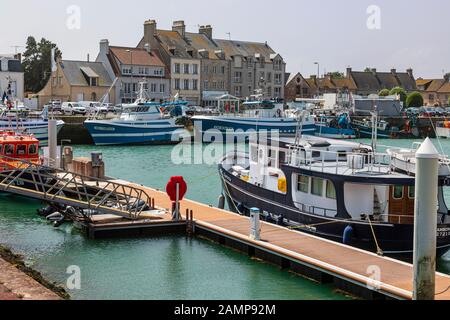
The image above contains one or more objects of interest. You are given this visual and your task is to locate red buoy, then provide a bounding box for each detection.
[166,176,187,202]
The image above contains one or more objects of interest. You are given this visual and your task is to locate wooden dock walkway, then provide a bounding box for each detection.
[111,179,450,301]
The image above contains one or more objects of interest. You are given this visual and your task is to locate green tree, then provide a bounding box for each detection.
[378,89,390,97]
[22,36,61,93]
[329,71,344,79]
[406,92,424,108]
[364,67,372,72]
[389,87,407,103]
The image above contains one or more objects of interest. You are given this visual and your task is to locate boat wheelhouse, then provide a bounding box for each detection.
[0,107,64,146]
[0,131,40,171]
[84,83,187,146]
[436,121,450,139]
[315,114,356,139]
[192,100,316,142]
[219,136,450,257]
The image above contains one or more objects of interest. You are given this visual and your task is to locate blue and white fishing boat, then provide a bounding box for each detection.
[0,107,64,147]
[192,100,316,141]
[84,83,186,146]
[315,113,356,139]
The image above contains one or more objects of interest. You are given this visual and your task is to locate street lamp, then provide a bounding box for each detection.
[314,62,320,96]
[126,49,134,101]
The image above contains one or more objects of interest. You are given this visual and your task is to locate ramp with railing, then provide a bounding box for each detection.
[0,156,152,220]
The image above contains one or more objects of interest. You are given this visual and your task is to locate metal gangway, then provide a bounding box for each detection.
[0,156,153,220]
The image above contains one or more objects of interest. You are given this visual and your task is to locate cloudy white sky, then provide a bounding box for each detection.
[1,0,448,78]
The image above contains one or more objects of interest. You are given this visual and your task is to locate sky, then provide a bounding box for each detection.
[1,0,448,78]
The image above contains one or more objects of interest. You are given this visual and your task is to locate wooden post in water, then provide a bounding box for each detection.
[413,138,439,300]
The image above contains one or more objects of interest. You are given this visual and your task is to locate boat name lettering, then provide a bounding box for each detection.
[94,127,116,132]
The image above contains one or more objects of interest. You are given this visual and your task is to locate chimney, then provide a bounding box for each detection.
[407,68,414,78]
[346,67,352,79]
[87,53,90,62]
[14,53,22,62]
[99,39,110,56]
[172,20,186,38]
[371,68,377,75]
[391,68,397,75]
[143,19,157,50]
[199,25,213,40]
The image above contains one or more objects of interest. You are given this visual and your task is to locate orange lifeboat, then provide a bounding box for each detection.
[0,131,40,171]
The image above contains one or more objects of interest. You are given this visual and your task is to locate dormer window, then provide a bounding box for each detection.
[80,66,99,86]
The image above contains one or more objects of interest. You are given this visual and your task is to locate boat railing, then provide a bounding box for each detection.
[293,201,338,218]
[287,146,393,175]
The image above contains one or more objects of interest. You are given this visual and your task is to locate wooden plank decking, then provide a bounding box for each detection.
[114,180,450,300]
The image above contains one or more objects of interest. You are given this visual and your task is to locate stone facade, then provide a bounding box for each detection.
[38,59,115,108]
[137,20,286,105]
[138,20,201,105]
[417,75,450,106]
[96,40,170,104]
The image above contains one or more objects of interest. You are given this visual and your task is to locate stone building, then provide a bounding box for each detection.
[138,20,201,105]
[137,19,286,104]
[37,59,115,108]
[0,54,24,101]
[96,40,170,104]
[214,39,286,100]
[346,68,416,96]
[184,26,230,107]
[417,75,450,106]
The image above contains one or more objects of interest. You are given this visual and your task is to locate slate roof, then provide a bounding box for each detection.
[376,72,399,89]
[214,39,276,60]
[332,78,358,90]
[426,79,446,92]
[59,60,113,87]
[184,32,225,60]
[437,82,450,93]
[350,71,382,91]
[109,46,165,67]
[156,30,194,59]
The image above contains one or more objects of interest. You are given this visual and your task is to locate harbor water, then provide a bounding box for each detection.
[1,139,450,300]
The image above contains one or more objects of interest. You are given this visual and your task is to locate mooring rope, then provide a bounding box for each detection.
[366,215,384,256]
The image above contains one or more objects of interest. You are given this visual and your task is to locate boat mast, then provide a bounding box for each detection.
[371,103,378,154]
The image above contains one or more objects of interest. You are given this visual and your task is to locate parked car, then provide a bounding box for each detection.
[435,107,446,117]
[61,102,87,115]
[79,101,108,114]
[419,107,437,118]
[48,100,62,113]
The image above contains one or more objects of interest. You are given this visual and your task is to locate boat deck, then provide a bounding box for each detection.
[116,180,450,300]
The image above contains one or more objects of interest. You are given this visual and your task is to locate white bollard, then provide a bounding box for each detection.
[48,120,58,169]
[250,208,261,241]
[413,138,439,300]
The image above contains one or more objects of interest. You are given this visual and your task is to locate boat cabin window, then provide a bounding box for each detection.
[393,186,404,200]
[5,144,14,156]
[312,151,321,158]
[311,178,324,197]
[268,149,277,168]
[17,145,26,155]
[279,151,286,167]
[408,186,415,199]
[251,146,258,162]
[297,175,310,193]
[326,181,337,199]
[29,144,38,155]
